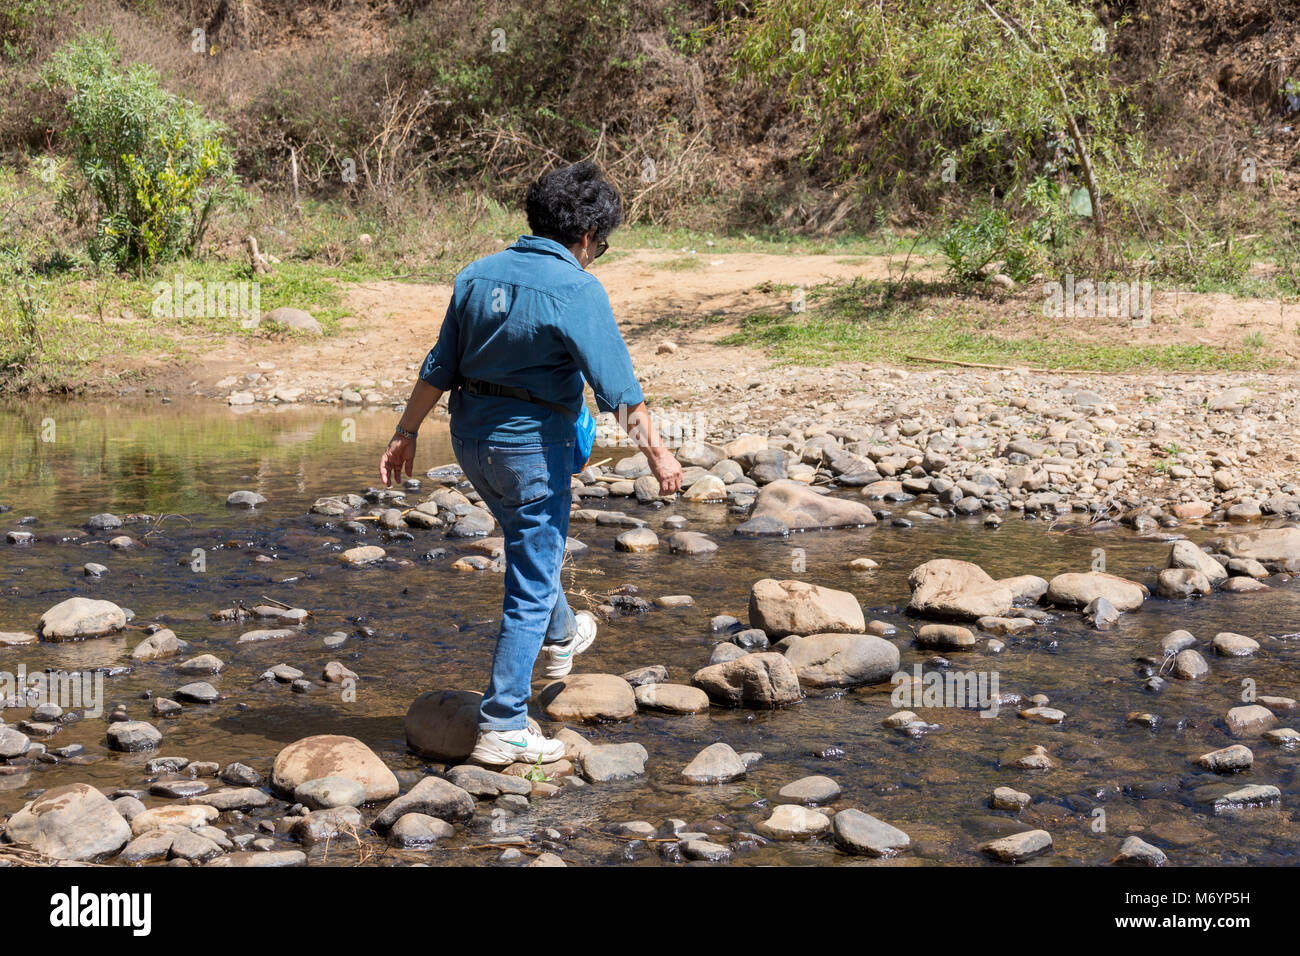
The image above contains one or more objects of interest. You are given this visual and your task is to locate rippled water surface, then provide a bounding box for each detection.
[1,399,1298,866]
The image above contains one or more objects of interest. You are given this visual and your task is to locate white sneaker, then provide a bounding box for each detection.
[469,727,566,766]
[539,611,598,679]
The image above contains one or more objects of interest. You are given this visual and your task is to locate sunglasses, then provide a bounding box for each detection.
[593,239,608,260]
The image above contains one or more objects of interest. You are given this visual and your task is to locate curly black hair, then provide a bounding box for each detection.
[524,160,623,247]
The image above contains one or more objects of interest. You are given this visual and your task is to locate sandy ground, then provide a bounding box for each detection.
[171,249,1300,411]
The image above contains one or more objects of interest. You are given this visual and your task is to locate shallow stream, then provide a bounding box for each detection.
[1,400,1297,865]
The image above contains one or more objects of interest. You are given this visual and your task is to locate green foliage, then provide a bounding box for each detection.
[0,265,48,383]
[936,205,1040,282]
[937,206,1014,281]
[41,33,237,270]
[726,0,1161,240]
[524,755,547,784]
[391,0,655,146]
[724,304,1270,371]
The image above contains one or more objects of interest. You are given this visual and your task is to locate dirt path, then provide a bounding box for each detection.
[193,250,896,402]
[185,248,1300,407]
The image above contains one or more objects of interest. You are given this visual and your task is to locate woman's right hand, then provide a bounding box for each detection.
[648,445,683,496]
[379,434,416,487]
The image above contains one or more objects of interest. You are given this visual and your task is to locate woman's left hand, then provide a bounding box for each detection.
[379,434,416,486]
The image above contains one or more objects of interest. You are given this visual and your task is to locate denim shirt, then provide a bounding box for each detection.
[418,235,644,444]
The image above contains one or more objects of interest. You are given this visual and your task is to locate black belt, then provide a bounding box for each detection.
[455,377,577,422]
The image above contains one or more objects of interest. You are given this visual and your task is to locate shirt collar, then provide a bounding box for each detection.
[511,234,583,270]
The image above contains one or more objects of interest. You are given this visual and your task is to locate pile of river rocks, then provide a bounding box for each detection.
[600,369,1300,523]
[210,364,1300,522]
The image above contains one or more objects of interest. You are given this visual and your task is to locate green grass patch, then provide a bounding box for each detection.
[722,278,1274,372]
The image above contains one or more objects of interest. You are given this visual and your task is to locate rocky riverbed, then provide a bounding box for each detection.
[0,398,1298,867]
[206,355,1300,521]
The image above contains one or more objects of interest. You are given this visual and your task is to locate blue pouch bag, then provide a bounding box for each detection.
[574,403,597,474]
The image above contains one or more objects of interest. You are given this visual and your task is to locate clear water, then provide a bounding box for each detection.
[1,399,1297,866]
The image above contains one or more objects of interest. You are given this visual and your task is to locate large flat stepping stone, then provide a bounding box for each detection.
[783,632,899,686]
[615,528,659,552]
[756,804,830,840]
[175,682,219,703]
[132,629,183,661]
[107,721,162,753]
[1197,783,1282,812]
[237,628,298,644]
[130,804,219,835]
[178,654,224,674]
[1225,705,1278,736]
[1197,745,1253,772]
[5,783,131,861]
[340,545,386,565]
[579,743,648,783]
[667,531,717,555]
[739,479,876,533]
[187,788,273,811]
[1045,572,1147,612]
[539,674,636,722]
[149,779,210,799]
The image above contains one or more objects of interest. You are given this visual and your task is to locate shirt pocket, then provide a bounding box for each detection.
[486,444,550,507]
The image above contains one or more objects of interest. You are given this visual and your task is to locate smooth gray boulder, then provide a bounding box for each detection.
[373,776,475,831]
[740,479,876,532]
[37,597,127,641]
[681,742,747,784]
[782,632,899,686]
[1045,572,1147,612]
[832,809,911,857]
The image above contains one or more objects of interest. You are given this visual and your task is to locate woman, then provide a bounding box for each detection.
[379,161,682,766]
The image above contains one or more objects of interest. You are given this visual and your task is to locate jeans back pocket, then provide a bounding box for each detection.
[487,444,550,507]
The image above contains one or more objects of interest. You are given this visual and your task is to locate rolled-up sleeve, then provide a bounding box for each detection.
[418,298,460,390]
[559,280,644,414]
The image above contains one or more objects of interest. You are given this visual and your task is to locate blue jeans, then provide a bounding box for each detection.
[450,433,579,731]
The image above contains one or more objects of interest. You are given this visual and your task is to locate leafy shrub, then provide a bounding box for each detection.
[936,206,1006,281]
[41,33,237,270]
[0,265,48,386]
